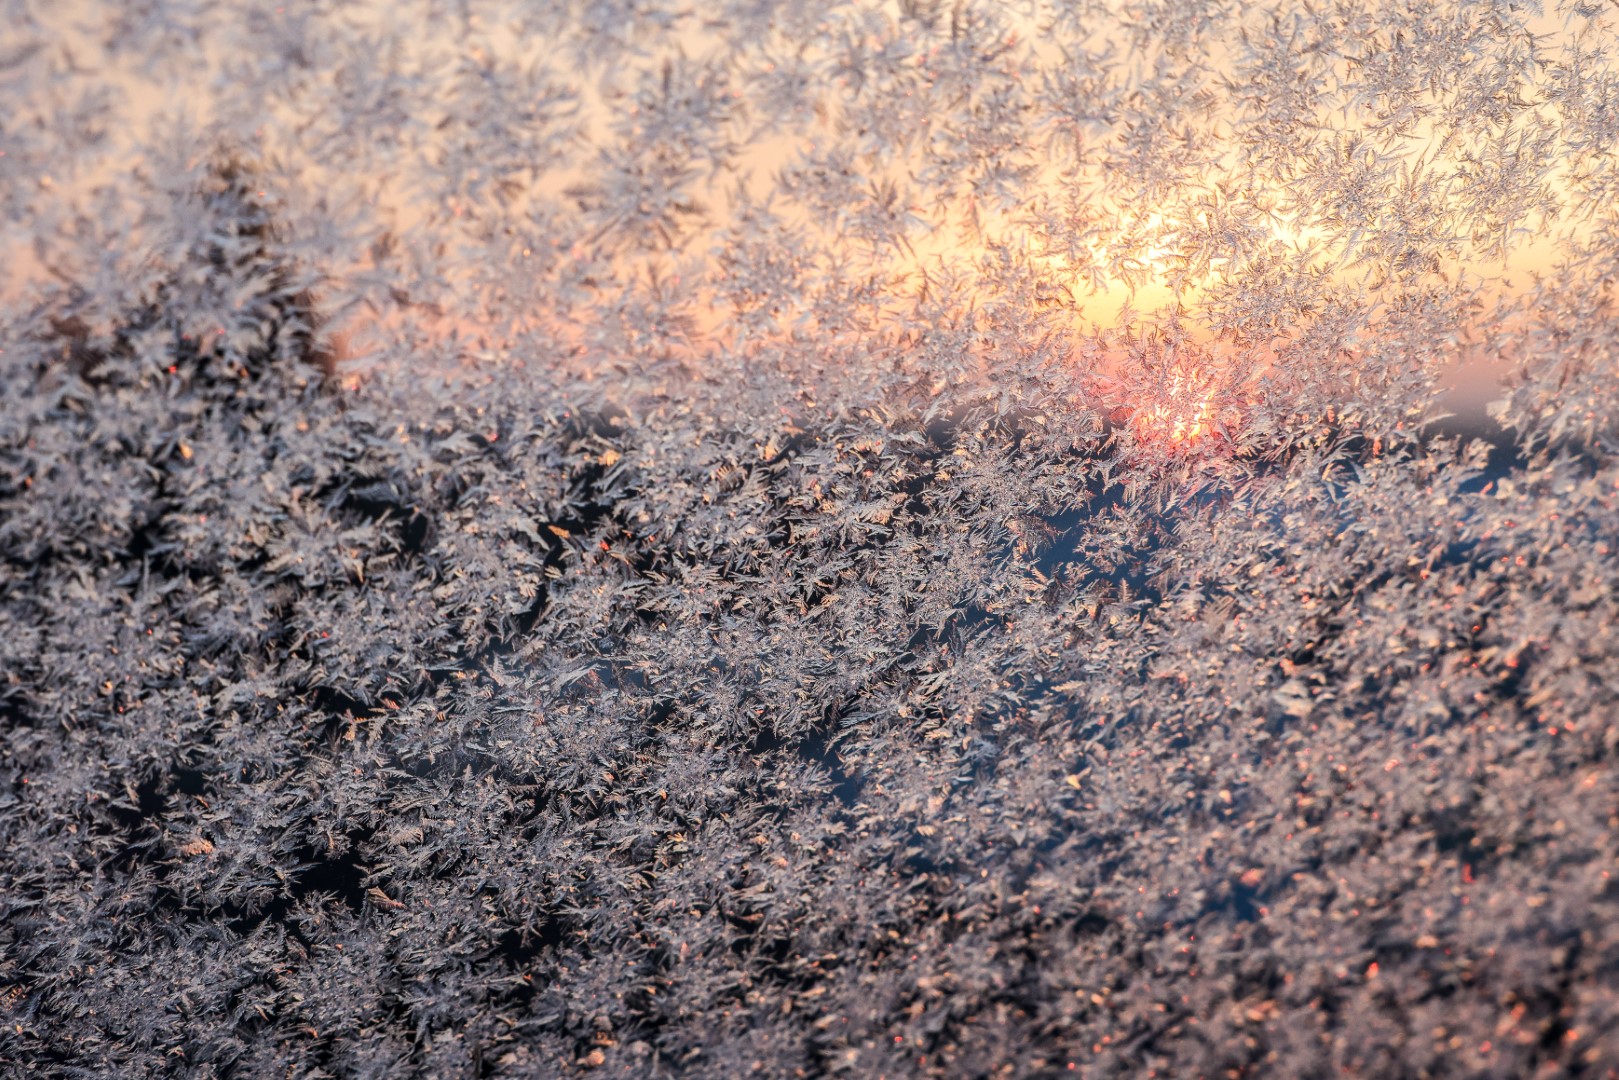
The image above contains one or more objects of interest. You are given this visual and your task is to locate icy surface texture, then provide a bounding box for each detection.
[3,1,1618,1076]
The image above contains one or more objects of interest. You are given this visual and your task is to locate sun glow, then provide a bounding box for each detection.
[1113,363,1241,452]
[1140,390,1219,446]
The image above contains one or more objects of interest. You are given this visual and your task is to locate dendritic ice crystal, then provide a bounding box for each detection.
[3,1,1618,1076]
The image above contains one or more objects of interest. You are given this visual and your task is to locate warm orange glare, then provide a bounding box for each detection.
[1095,356,1243,455]
[1132,390,1219,448]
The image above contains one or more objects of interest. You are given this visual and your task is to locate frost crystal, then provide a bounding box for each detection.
[3,1,1618,1075]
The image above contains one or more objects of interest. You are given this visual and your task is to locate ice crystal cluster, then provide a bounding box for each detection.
[4,0,1619,1076]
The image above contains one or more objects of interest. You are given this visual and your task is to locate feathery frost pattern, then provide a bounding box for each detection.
[3,0,1619,1076]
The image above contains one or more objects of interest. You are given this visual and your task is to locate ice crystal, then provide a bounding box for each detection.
[3,1,1618,1076]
